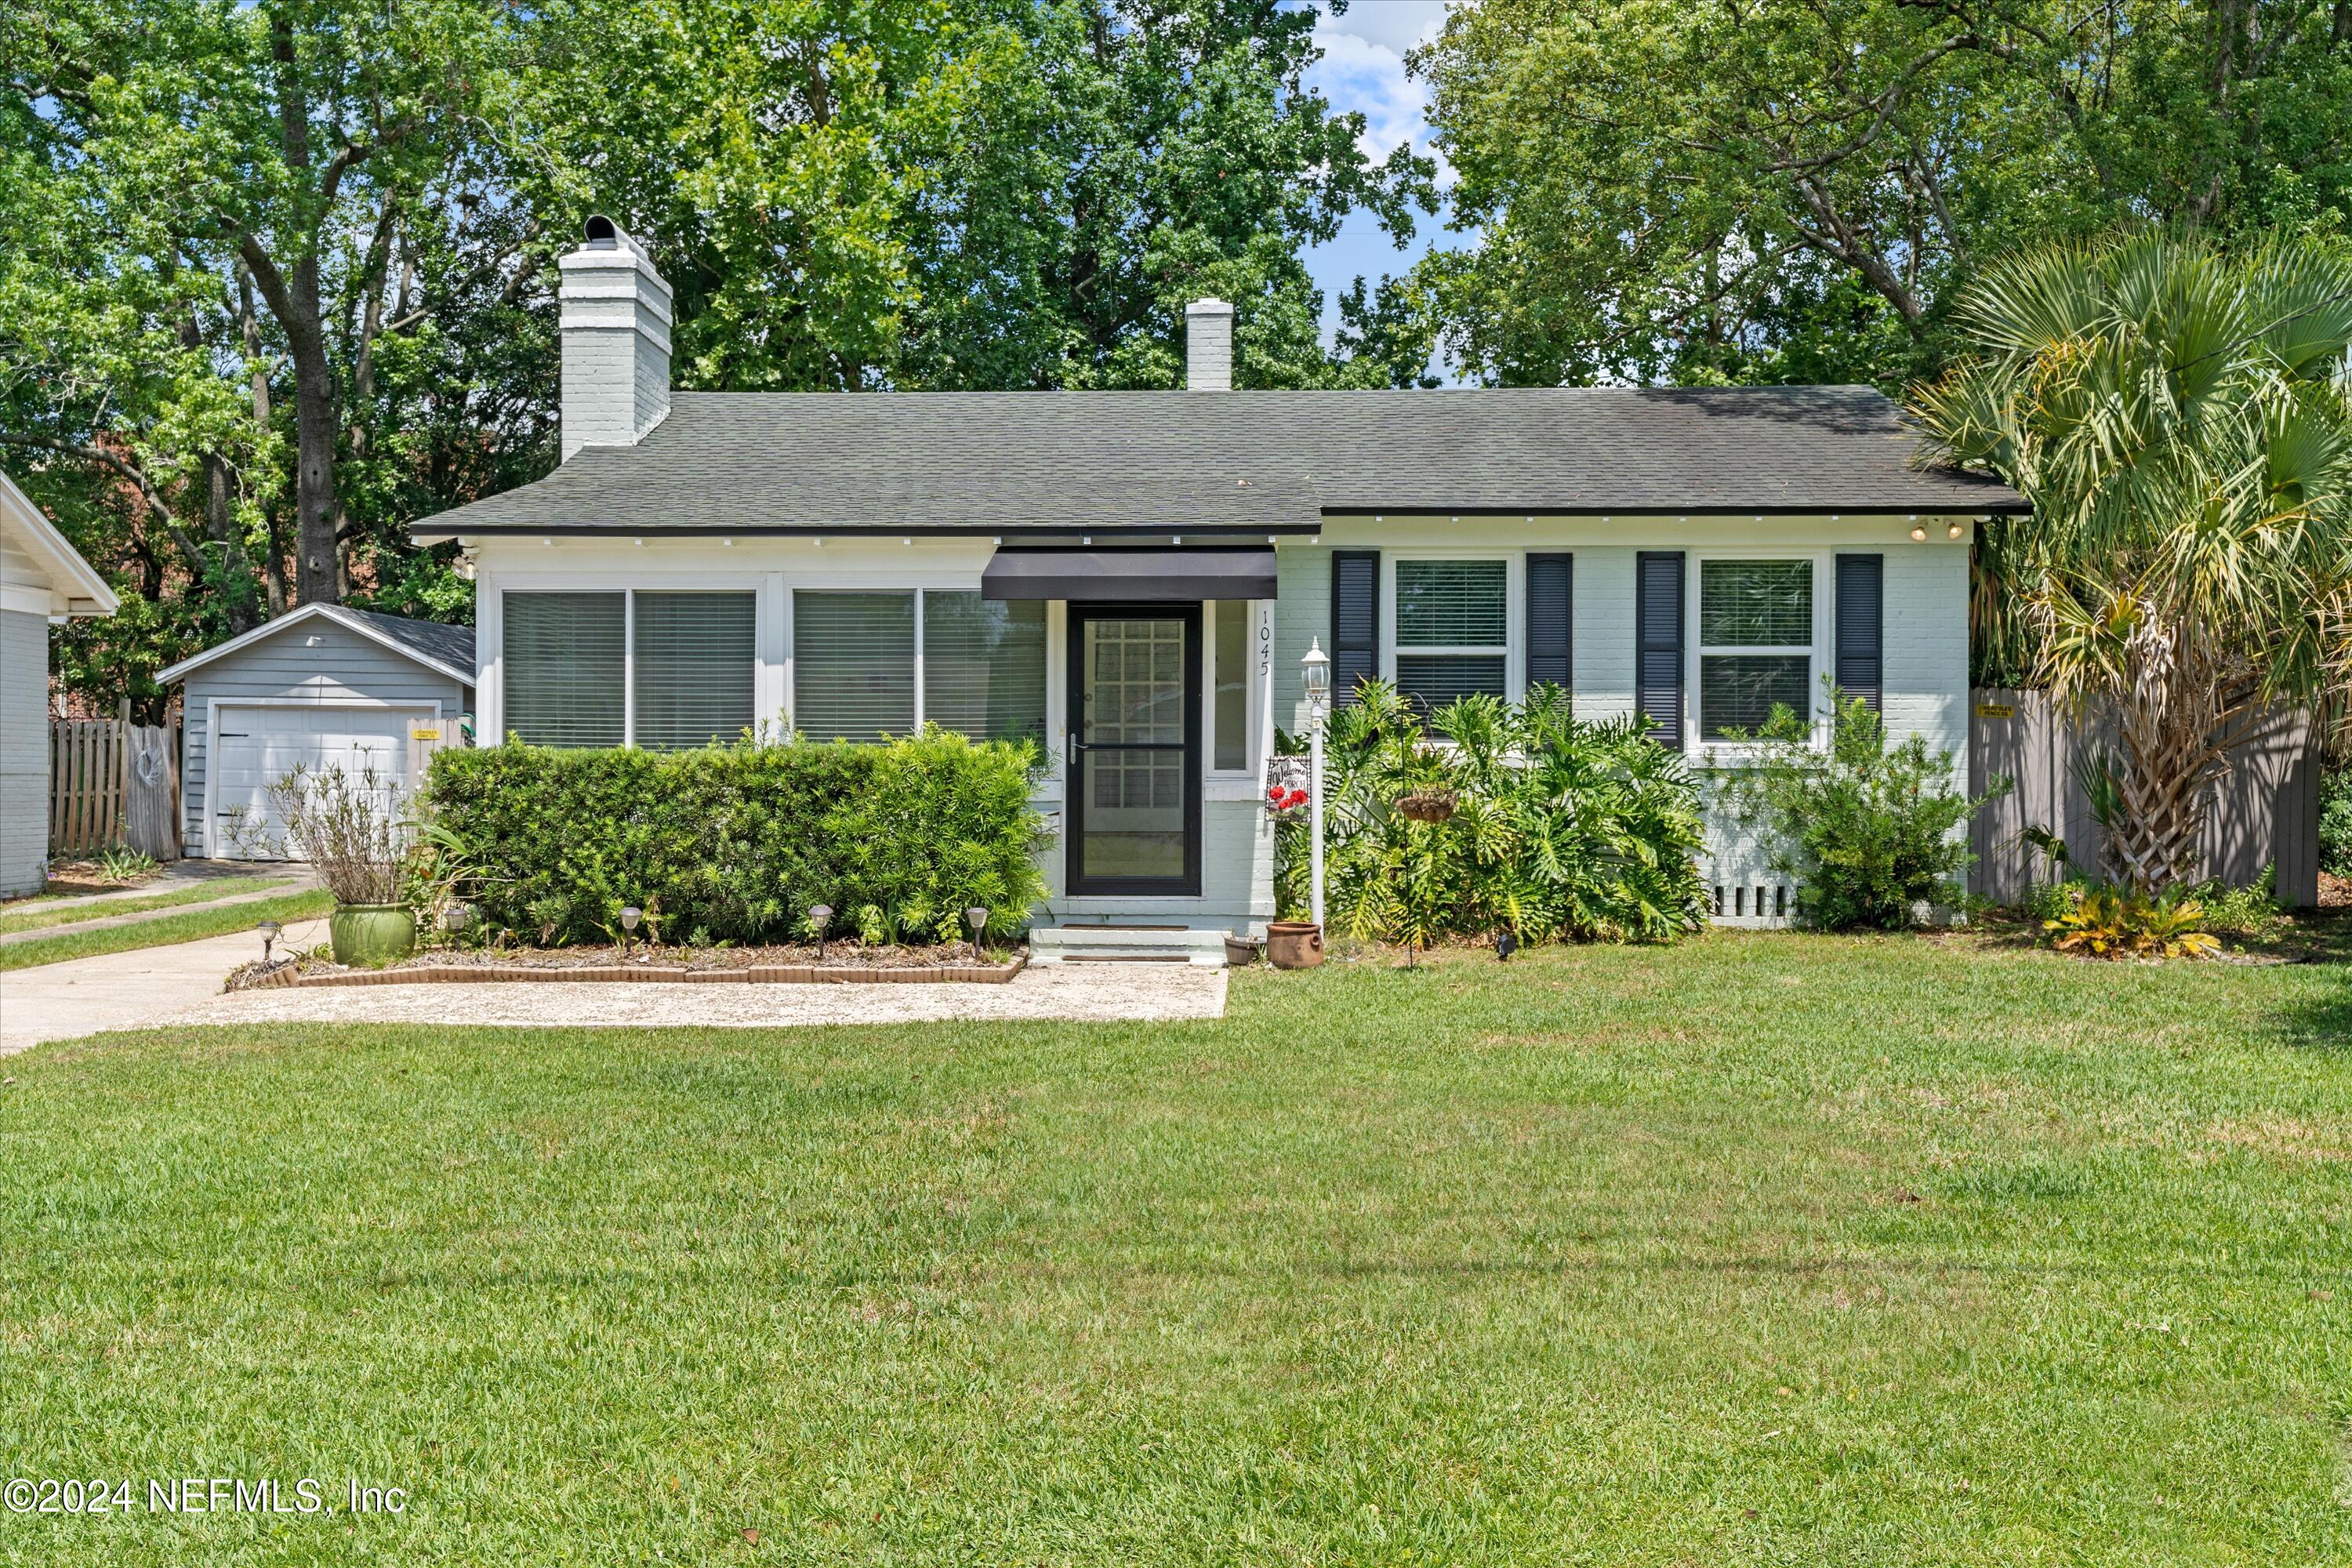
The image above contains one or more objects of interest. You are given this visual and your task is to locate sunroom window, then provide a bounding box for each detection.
[504,590,756,749]
[1394,558,1508,717]
[793,589,1046,744]
[1698,559,1814,739]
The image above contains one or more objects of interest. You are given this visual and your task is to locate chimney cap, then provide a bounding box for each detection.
[582,214,645,254]
[1185,297,1235,318]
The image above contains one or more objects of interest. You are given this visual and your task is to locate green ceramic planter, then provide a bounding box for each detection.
[329,903,416,967]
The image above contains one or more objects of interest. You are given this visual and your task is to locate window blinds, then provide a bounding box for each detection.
[922,592,1046,743]
[794,591,916,742]
[503,592,626,748]
[633,592,757,750]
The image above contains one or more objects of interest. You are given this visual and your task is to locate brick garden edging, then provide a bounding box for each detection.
[238,953,1029,989]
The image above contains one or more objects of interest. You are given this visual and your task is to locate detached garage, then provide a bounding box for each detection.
[158,605,474,859]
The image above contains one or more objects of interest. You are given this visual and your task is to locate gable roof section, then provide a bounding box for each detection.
[1,470,119,615]
[156,603,476,688]
[412,384,2024,540]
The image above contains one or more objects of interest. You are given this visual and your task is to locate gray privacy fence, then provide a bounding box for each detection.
[1967,688,2321,908]
[49,720,181,861]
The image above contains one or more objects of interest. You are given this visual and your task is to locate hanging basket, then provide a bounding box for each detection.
[1396,788,1457,824]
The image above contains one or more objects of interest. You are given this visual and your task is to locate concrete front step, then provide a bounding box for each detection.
[1029,925,1230,967]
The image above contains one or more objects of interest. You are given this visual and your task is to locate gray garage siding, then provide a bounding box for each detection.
[182,619,471,856]
[1,607,49,896]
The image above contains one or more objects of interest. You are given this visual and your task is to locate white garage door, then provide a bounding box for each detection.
[211,705,427,860]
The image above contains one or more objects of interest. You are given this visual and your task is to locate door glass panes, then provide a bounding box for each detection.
[1079,616,1187,882]
[795,591,915,741]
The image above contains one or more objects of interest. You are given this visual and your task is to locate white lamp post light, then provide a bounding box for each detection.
[1301,638,1331,931]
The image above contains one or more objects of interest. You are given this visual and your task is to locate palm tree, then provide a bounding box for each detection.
[1913,234,2352,893]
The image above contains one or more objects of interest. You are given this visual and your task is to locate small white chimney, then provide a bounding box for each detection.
[559,216,673,460]
[1185,298,1234,391]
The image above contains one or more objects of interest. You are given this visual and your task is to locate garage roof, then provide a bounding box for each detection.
[157,604,476,688]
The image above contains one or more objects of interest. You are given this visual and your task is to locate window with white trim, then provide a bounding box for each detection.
[793,589,1045,744]
[1210,599,1250,771]
[503,589,754,750]
[1392,558,1508,717]
[1697,559,1814,739]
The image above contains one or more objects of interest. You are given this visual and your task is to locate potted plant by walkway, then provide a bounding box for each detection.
[270,764,416,966]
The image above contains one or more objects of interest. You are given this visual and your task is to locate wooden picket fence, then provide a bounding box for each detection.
[49,720,180,859]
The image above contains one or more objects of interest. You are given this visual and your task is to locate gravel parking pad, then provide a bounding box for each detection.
[164,961,1229,1030]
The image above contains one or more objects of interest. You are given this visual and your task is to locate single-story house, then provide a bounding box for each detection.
[408,217,2025,953]
[157,604,474,859]
[2,470,119,897]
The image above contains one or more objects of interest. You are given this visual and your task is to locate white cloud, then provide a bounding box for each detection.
[1304,0,1454,180]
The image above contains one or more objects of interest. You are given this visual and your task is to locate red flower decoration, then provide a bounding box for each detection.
[1268,785,1283,802]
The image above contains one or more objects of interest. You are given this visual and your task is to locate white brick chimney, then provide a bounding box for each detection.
[558,216,673,460]
[1185,298,1233,390]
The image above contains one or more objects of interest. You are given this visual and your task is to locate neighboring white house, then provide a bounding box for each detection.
[1,470,119,897]
[156,604,474,859]
[408,217,2027,949]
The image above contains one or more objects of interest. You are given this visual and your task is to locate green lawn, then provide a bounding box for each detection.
[0,877,289,937]
[0,889,330,971]
[1,933,2347,1565]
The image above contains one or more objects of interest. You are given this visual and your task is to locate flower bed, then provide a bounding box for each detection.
[227,942,1027,991]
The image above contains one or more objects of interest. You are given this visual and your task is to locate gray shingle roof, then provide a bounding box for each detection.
[336,607,475,676]
[412,385,2023,539]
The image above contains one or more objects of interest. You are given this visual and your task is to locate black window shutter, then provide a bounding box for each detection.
[1525,554,1573,691]
[1835,554,1883,712]
[1330,550,1379,705]
[1635,551,1685,749]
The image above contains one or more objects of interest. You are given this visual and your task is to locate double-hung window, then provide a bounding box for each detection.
[1697,559,1817,740]
[1392,558,1509,717]
[793,589,1045,744]
[503,589,755,750]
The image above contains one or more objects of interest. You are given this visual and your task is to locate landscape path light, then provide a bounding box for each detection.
[620,905,642,958]
[809,903,833,961]
[964,906,989,961]
[256,919,282,964]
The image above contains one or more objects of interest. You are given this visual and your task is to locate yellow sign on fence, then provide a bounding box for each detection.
[410,725,443,742]
[1974,702,2016,719]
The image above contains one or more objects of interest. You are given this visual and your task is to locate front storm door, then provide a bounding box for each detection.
[1068,604,1202,896]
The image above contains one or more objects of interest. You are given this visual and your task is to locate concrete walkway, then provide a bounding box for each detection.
[1,937,1225,1054]
[0,872,318,947]
[2,858,281,913]
[0,916,330,1056]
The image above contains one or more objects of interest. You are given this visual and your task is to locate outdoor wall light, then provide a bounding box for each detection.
[809,903,833,960]
[1910,523,1929,542]
[964,906,989,959]
[1947,521,1965,539]
[256,919,282,963]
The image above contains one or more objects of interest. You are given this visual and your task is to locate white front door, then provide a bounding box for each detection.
[210,704,426,860]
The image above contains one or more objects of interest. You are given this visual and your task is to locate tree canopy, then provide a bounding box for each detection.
[2,0,1434,716]
[1412,0,2352,387]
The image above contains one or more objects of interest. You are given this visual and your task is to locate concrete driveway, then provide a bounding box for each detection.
[0,916,325,1056]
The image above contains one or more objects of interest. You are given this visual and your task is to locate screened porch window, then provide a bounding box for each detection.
[503,590,756,749]
[793,589,1046,744]
[1394,558,1508,717]
[1698,559,1814,739]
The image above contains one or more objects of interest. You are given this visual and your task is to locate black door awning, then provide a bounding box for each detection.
[980,547,1279,602]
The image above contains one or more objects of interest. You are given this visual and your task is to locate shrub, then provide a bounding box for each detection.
[2042,884,2220,960]
[1718,688,2005,931]
[2183,867,2281,936]
[423,731,1048,947]
[1274,682,1709,946]
[269,764,408,905]
[2321,770,2352,878]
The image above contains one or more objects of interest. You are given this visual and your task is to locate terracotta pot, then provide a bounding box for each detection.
[329,903,416,967]
[1396,789,1458,823]
[1222,934,1261,968]
[1265,920,1324,969]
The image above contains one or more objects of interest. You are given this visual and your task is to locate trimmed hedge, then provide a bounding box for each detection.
[424,733,1048,947]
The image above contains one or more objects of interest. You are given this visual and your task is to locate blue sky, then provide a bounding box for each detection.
[1294,0,1468,379]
